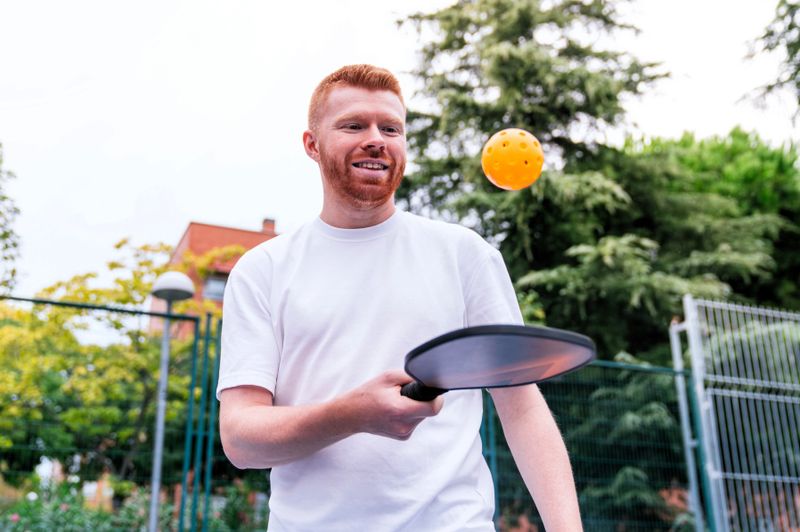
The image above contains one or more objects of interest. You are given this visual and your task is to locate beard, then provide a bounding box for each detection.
[319,146,405,209]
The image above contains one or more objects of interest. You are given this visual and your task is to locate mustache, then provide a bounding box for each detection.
[365,147,389,160]
[347,150,393,167]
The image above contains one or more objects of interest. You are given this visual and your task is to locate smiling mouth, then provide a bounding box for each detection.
[352,161,389,170]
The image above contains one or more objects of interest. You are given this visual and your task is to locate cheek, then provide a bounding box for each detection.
[389,140,407,160]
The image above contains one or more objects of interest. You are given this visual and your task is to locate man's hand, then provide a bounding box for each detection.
[219,370,443,468]
[341,370,444,440]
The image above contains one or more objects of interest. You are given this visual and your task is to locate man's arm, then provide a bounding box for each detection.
[219,370,443,469]
[490,384,582,531]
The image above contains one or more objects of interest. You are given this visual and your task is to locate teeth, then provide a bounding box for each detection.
[355,162,387,170]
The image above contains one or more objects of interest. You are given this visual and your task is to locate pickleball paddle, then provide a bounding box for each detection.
[400,324,595,401]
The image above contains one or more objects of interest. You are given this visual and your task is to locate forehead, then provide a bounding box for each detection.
[320,86,405,124]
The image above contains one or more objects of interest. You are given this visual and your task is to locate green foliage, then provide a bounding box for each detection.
[110,489,175,531]
[39,238,173,308]
[205,480,270,532]
[400,0,662,212]
[0,240,195,484]
[518,235,729,356]
[0,485,175,531]
[401,1,800,365]
[0,235,262,527]
[0,491,115,531]
[756,0,800,108]
[0,144,20,294]
[626,129,800,309]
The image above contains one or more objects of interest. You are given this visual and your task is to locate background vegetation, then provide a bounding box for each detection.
[1,0,799,529]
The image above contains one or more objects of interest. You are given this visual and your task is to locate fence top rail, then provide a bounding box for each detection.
[0,295,200,322]
[589,359,682,376]
[693,298,800,321]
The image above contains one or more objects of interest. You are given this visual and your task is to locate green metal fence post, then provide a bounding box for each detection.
[190,314,213,532]
[178,326,201,532]
[486,395,499,525]
[686,366,717,532]
[201,319,223,532]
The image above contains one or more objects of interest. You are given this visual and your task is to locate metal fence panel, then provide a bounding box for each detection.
[681,295,800,532]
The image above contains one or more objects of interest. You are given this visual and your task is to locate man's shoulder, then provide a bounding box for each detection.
[231,221,312,274]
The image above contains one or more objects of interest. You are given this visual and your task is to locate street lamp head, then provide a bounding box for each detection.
[151,271,195,302]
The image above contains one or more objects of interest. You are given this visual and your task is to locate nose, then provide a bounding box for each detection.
[361,124,386,151]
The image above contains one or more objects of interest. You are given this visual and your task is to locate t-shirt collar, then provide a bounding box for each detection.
[313,209,402,241]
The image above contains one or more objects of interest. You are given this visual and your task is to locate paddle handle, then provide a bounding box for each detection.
[400,381,447,401]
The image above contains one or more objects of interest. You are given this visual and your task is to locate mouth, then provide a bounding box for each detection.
[352,161,390,171]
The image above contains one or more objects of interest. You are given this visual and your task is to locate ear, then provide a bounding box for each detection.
[303,130,320,163]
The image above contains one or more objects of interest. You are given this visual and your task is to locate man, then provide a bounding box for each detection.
[217,64,582,531]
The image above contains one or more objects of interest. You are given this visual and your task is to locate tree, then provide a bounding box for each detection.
[528,134,789,360]
[400,0,662,212]
[398,1,795,526]
[399,1,779,361]
[0,240,190,485]
[632,128,800,310]
[755,0,800,108]
[0,235,267,501]
[0,143,20,293]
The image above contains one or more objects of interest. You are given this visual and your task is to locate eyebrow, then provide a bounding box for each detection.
[333,113,404,127]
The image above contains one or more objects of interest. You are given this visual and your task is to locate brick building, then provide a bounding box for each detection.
[151,218,277,334]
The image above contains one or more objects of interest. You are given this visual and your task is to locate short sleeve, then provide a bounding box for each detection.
[463,247,524,327]
[216,250,280,399]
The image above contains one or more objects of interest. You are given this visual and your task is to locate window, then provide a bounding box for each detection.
[203,276,227,302]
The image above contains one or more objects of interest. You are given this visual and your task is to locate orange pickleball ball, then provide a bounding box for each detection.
[480,128,544,190]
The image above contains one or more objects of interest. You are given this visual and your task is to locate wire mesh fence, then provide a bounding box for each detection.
[485,360,694,531]
[1,296,697,530]
[193,360,693,531]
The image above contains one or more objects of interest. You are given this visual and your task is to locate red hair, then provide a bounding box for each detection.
[308,64,405,129]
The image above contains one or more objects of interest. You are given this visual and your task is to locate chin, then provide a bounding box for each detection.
[342,187,395,209]
[334,173,403,208]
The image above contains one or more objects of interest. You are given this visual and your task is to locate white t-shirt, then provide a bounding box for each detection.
[218,210,523,531]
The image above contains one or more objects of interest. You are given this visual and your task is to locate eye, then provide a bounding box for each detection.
[342,123,362,131]
[382,126,403,135]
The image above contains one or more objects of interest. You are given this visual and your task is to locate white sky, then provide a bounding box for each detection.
[1,0,796,297]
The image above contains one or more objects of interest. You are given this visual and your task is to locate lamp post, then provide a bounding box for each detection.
[149,272,194,532]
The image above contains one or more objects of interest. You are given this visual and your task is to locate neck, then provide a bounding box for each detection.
[320,195,396,229]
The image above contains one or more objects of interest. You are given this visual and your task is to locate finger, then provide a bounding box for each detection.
[431,396,445,414]
[381,369,413,385]
[402,399,444,419]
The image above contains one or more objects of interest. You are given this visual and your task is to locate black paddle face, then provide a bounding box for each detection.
[401,325,595,401]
